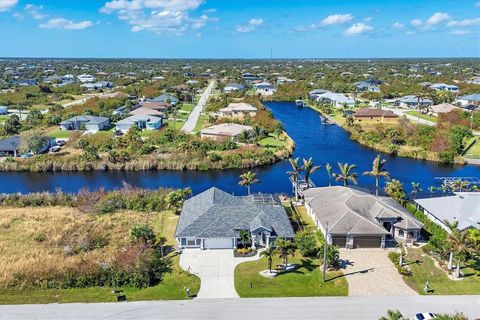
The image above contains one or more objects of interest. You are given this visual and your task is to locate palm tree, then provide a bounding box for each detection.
[287,157,303,202]
[428,186,436,193]
[259,246,276,273]
[446,220,474,278]
[238,230,251,248]
[325,163,333,186]
[303,157,320,188]
[410,182,422,199]
[275,238,295,269]
[385,179,407,206]
[238,171,260,195]
[379,310,407,320]
[155,235,167,257]
[334,162,358,187]
[363,154,390,195]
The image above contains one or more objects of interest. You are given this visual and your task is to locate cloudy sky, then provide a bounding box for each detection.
[0,0,479,58]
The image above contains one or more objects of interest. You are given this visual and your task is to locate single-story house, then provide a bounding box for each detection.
[303,186,423,248]
[129,106,164,117]
[414,193,480,232]
[138,101,171,112]
[253,82,276,96]
[457,93,480,106]
[175,187,295,249]
[315,92,355,107]
[77,74,96,83]
[355,81,381,93]
[0,136,20,157]
[429,103,459,116]
[397,95,433,108]
[11,79,36,86]
[353,108,399,123]
[151,93,178,105]
[308,89,330,100]
[59,115,110,132]
[218,102,258,119]
[429,83,459,92]
[81,81,113,90]
[115,114,163,133]
[223,83,245,93]
[200,123,254,141]
[0,106,7,115]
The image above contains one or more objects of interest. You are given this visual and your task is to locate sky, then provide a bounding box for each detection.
[0,0,479,58]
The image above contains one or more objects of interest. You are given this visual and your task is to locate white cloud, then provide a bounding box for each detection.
[363,16,371,22]
[425,12,450,25]
[319,14,353,26]
[410,19,423,27]
[392,22,404,29]
[0,0,18,12]
[236,18,263,33]
[447,17,480,27]
[342,22,373,36]
[405,30,416,35]
[100,0,211,35]
[25,4,45,19]
[249,18,263,26]
[448,29,471,35]
[39,18,93,30]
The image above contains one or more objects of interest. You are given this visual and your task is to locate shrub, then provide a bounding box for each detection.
[33,233,46,243]
[130,224,156,245]
[295,231,319,257]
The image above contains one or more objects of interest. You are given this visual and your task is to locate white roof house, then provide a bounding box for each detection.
[201,123,253,141]
[430,103,459,115]
[429,83,459,92]
[315,92,355,107]
[116,115,163,133]
[218,102,258,118]
[414,193,480,231]
[77,74,96,83]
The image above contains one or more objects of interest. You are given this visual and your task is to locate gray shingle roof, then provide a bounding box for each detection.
[0,136,20,152]
[60,115,109,125]
[175,187,294,239]
[303,186,423,236]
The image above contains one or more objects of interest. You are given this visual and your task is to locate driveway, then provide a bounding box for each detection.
[179,249,259,299]
[339,249,417,296]
[181,80,216,133]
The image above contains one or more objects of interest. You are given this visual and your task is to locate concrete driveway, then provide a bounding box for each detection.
[339,249,417,296]
[179,249,260,299]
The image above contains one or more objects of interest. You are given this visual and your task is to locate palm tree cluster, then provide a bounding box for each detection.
[260,238,296,273]
[287,157,321,201]
[445,220,479,279]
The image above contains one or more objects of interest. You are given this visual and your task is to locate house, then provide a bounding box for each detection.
[253,82,276,96]
[77,74,96,83]
[397,95,433,108]
[218,102,258,119]
[200,123,254,141]
[115,115,163,133]
[355,81,381,93]
[414,193,480,232]
[0,136,20,157]
[151,93,178,105]
[457,93,480,106]
[59,115,110,132]
[315,92,355,107]
[0,106,7,115]
[429,103,459,116]
[138,101,171,112]
[353,108,399,123]
[175,187,295,249]
[308,89,330,100]
[429,83,459,92]
[223,83,245,93]
[81,81,113,90]
[129,107,164,117]
[303,186,423,248]
[11,79,36,86]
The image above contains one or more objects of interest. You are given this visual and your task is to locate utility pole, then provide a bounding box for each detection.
[322,221,329,282]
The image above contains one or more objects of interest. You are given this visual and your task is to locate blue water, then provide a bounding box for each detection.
[0,102,478,194]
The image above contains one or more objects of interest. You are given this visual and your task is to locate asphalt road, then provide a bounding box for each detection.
[181,80,216,133]
[0,296,478,320]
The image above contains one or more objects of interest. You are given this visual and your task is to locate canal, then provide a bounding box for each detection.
[0,102,478,194]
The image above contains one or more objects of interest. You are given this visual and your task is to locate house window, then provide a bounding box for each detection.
[187,239,196,246]
[181,238,186,246]
[398,230,404,237]
[196,239,202,246]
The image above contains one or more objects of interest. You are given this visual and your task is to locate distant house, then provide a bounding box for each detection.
[303,186,423,248]
[457,93,480,106]
[218,102,258,119]
[11,79,36,86]
[0,136,20,157]
[223,83,245,93]
[129,107,164,117]
[138,101,171,112]
[151,76,165,81]
[355,81,381,93]
[175,187,294,249]
[429,103,459,116]
[429,83,459,92]
[81,81,113,90]
[253,82,276,96]
[308,89,330,100]
[353,108,399,123]
[201,123,253,141]
[0,106,7,115]
[151,93,178,105]
[115,115,163,133]
[315,92,355,107]
[414,193,480,232]
[77,74,96,83]
[59,115,110,132]
[398,95,433,108]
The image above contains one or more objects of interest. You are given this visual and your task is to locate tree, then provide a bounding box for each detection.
[446,220,474,279]
[325,162,333,186]
[4,114,21,134]
[378,310,407,320]
[259,246,276,273]
[287,157,303,202]
[295,231,319,257]
[238,230,251,248]
[385,179,407,205]
[154,235,167,257]
[318,243,340,270]
[363,154,390,195]
[19,130,49,155]
[166,188,192,214]
[334,162,358,187]
[274,238,295,269]
[303,157,320,188]
[130,224,156,246]
[410,182,422,199]
[238,171,260,195]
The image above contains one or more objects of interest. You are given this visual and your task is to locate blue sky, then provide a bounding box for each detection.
[0,0,479,58]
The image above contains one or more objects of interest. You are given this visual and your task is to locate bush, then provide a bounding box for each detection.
[33,233,46,243]
[295,231,319,257]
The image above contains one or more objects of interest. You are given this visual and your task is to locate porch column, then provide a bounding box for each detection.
[201,239,205,250]
[266,236,270,248]
[381,235,386,249]
[251,233,256,249]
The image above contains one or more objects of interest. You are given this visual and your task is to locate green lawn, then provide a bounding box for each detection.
[181,103,194,112]
[464,138,480,159]
[192,114,208,133]
[234,255,348,298]
[165,120,184,130]
[405,111,438,123]
[47,130,72,139]
[258,136,285,151]
[400,248,480,295]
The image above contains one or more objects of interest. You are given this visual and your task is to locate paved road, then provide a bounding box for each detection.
[181,80,216,133]
[0,296,478,320]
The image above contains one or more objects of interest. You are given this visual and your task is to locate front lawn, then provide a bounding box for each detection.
[47,129,72,139]
[405,111,438,123]
[234,255,348,298]
[464,138,480,159]
[192,114,209,133]
[399,248,480,295]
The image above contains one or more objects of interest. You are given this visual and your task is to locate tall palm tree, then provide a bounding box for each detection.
[303,157,320,188]
[363,154,390,195]
[410,182,422,199]
[275,238,295,269]
[446,220,474,278]
[238,171,260,195]
[325,163,333,186]
[259,246,276,273]
[335,162,358,187]
[287,157,303,201]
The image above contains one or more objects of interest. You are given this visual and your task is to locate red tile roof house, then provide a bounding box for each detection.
[353,108,399,123]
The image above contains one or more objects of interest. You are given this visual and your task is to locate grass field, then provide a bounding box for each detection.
[258,136,285,151]
[400,248,480,295]
[192,114,209,133]
[464,138,480,159]
[47,129,72,139]
[405,111,438,123]
[0,207,200,304]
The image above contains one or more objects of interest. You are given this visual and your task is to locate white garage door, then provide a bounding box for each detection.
[204,238,233,249]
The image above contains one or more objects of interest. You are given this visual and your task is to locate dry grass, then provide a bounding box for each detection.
[0,206,166,288]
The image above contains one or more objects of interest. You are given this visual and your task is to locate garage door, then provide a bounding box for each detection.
[353,236,381,248]
[204,238,233,249]
[332,236,346,248]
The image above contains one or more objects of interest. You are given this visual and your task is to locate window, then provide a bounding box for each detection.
[187,239,196,246]
[181,238,186,246]
[398,230,404,237]
[196,239,202,246]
